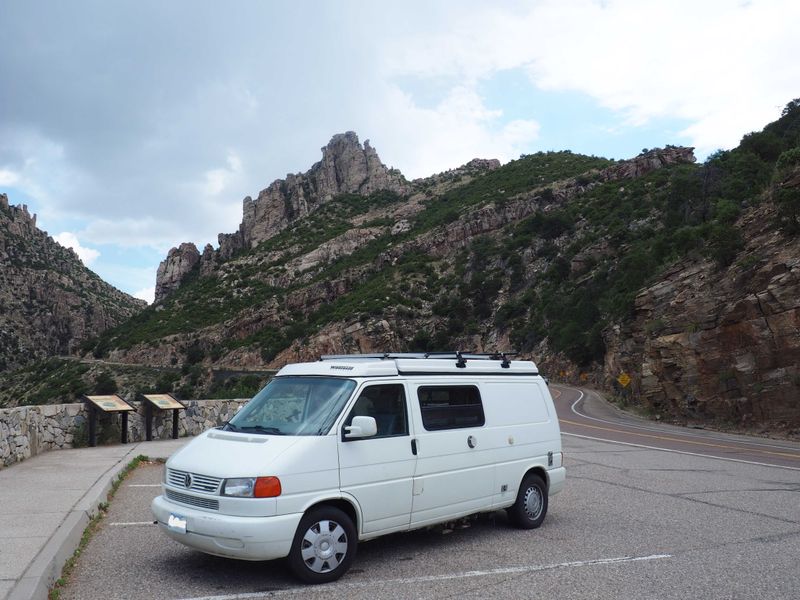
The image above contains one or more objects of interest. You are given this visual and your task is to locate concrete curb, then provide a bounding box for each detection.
[6,445,142,600]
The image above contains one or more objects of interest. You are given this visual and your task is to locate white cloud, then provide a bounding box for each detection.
[133,287,155,304]
[0,168,19,186]
[203,152,243,196]
[53,231,100,266]
[383,0,800,155]
[360,84,540,177]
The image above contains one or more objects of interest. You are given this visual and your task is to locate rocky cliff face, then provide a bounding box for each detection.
[604,190,800,432]
[0,194,145,371]
[154,242,201,303]
[154,132,409,301]
[154,133,500,303]
[135,145,691,372]
[217,132,408,260]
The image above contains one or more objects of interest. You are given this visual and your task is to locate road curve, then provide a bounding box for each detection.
[552,384,800,471]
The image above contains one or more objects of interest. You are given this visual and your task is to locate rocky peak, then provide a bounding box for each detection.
[154,242,201,303]
[217,132,408,260]
[0,194,38,235]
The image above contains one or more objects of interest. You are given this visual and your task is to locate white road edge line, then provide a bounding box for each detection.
[109,521,156,526]
[175,554,672,600]
[127,484,162,487]
[564,432,800,472]
[565,387,800,452]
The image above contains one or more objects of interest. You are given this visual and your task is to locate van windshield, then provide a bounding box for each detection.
[225,376,356,436]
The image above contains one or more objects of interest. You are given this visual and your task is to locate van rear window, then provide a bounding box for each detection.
[417,386,485,431]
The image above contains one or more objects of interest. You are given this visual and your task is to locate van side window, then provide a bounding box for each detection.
[417,386,485,431]
[344,384,409,438]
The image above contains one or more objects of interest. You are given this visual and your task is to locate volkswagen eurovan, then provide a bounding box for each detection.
[151,353,565,583]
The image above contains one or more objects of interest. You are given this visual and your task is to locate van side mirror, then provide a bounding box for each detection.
[344,416,378,439]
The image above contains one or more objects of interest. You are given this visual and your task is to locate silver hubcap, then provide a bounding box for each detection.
[300,519,348,573]
[523,485,543,521]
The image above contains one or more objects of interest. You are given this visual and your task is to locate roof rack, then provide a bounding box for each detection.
[319,351,519,369]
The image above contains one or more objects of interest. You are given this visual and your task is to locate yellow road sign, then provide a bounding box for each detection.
[617,373,631,388]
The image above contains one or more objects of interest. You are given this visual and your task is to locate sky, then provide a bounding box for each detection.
[1,0,798,303]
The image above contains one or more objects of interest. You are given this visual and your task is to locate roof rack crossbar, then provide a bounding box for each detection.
[319,351,519,365]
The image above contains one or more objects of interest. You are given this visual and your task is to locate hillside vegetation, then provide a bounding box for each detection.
[5,101,799,434]
[0,196,145,375]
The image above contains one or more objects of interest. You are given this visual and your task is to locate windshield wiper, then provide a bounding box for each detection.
[222,422,240,432]
[236,425,286,435]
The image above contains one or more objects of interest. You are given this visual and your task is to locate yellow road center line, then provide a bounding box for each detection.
[560,418,800,461]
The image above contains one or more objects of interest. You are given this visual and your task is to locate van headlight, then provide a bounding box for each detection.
[222,476,282,498]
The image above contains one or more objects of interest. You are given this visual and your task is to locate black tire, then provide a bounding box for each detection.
[287,506,357,584]
[507,473,548,529]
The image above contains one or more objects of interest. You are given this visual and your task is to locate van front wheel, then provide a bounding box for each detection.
[508,473,548,529]
[287,506,357,584]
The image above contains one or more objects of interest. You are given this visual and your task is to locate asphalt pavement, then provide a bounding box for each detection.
[3,386,799,600]
[60,428,800,599]
[0,438,191,600]
[553,385,800,470]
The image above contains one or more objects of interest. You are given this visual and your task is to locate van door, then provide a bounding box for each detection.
[337,383,416,534]
[408,382,495,527]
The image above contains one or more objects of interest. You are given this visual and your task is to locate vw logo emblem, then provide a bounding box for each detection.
[184,473,192,488]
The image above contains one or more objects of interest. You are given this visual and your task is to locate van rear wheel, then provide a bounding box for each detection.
[507,473,548,529]
[287,506,357,584]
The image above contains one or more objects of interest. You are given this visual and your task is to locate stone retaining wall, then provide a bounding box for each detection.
[0,399,248,468]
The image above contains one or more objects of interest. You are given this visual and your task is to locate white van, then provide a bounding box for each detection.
[151,353,565,583]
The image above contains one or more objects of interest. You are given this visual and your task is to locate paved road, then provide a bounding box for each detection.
[553,385,800,470]
[59,387,800,599]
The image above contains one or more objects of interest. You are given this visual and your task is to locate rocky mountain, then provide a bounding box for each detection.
[0,194,145,372]
[12,101,800,435]
[154,132,409,302]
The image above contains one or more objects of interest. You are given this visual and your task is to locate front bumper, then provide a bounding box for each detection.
[151,494,302,561]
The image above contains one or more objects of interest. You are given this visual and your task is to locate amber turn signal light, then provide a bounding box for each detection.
[254,476,282,497]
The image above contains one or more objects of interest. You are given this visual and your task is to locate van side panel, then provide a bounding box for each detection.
[481,381,562,509]
[480,381,552,425]
[408,380,496,526]
[338,437,415,534]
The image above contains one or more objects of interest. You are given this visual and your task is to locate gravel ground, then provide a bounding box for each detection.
[60,434,800,600]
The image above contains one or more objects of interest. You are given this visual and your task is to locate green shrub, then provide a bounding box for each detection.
[93,372,118,395]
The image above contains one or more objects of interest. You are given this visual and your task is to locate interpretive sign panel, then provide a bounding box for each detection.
[82,395,135,447]
[140,393,186,440]
[142,393,185,411]
[84,394,136,412]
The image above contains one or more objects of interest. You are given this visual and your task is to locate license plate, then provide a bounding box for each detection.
[167,513,187,534]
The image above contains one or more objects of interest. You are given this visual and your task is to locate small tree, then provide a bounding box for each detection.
[94,371,118,394]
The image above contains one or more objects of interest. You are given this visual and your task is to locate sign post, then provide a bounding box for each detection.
[140,394,186,440]
[82,395,136,447]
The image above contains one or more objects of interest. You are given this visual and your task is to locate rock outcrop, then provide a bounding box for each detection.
[599,146,696,181]
[0,194,145,372]
[604,200,800,431]
[218,132,408,259]
[156,132,412,303]
[154,242,201,302]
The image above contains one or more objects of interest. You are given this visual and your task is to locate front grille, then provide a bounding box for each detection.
[166,488,220,511]
[167,468,223,493]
